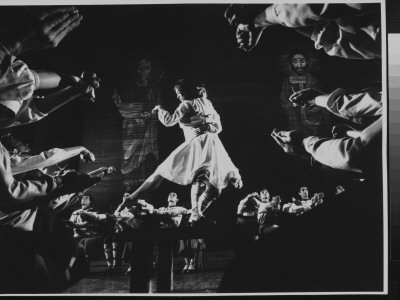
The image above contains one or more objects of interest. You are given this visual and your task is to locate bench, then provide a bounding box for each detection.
[125,223,259,293]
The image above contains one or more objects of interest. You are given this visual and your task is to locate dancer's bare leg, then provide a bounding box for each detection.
[127,173,164,203]
[189,181,206,222]
[197,184,221,217]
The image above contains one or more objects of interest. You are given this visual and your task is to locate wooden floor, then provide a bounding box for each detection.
[63,249,235,294]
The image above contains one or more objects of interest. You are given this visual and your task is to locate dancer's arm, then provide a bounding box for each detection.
[152,102,190,127]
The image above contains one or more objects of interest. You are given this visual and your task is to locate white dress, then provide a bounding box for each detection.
[155,98,240,190]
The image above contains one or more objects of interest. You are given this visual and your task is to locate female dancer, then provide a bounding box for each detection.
[125,79,242,223]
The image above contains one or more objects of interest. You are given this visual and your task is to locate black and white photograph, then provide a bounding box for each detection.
[0,0,390,296]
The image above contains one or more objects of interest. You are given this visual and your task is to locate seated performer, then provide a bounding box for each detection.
[282,196,310,216]
[113,194,158,275]
[66,194,109,262]
[153,192,204,274]
[123,79,243,225]
[258,195,281,235]
[237,188,270,225]
[153,192,191,228]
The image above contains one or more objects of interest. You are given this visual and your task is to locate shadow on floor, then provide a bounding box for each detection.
[63,250,235,294]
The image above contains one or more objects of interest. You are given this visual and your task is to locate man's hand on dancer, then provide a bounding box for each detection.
[194,124,210,136]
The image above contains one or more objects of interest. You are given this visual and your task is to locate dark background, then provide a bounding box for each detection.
[1,4,382,227]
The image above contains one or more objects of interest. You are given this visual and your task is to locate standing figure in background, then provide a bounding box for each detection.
[280,49,329,137]
[113,58,164,192]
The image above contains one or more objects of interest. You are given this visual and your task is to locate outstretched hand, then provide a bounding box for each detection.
[151,105,162,115]
[79,149,95,163]
[271,129,309,157]
[77,71,100,102]
[5,7,83,55]
[236,24,265,51]
[230,177,243,190]
[225,4,265,52]
[289,88,326,107]
[55,170,101,197]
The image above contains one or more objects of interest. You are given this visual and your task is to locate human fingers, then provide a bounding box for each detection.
[271,131,287,148]
[228,14,237,26]
[236,28,247,43]
[237,179,243,189]
[85,152,95,163]
[37,6,76,20]
[289,91,302,102]
[43,12,71,32]
[52,13,83,44]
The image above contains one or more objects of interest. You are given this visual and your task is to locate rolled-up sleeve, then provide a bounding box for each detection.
[157,102,189,127]
[0,59,38,102]
[0,143,59,210]
[1,97,48,128]
[316,88,382,124]
[303,117,382,172]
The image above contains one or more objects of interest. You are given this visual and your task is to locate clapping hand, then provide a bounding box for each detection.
[235,24,265,51]
[224,4,265,52]
[6,7,83,55]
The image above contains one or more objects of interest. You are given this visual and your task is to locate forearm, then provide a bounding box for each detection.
[71,220,88,228]
[81,211,101,221]
[114,205,125,216]
[157,104,186,127]
[0,174,62,210]
[289,206,304,214]
[303,118,381,170]
[32,70,63,89]
[205,114,222,133]
[32,85,84,114]
[315,88,382,122]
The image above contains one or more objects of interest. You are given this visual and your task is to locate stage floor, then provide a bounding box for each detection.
[63,249,235,294]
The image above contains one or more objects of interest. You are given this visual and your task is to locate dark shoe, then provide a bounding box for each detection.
[104,267,114,276]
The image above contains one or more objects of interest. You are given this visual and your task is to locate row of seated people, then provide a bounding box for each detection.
[65,192,205,276]
[65,184,345,277]
[237,185,345,235]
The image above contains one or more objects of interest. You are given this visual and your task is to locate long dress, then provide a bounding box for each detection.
[114,85,161,189]
[155,98,241,189]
